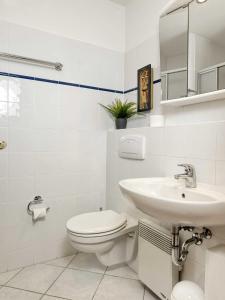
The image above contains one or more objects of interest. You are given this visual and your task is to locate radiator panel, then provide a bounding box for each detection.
[138,220,179,300]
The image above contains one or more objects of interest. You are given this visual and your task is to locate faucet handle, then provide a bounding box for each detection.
[177,164,194,174]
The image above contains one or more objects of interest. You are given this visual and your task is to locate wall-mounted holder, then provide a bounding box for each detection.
[27,195,50,216]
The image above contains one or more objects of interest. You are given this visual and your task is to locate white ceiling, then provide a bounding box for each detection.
[110,0,130,6]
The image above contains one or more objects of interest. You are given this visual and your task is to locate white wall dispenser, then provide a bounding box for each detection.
[138,219,179,300]
[119,135,146,160]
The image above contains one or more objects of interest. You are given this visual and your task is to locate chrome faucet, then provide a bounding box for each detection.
[174,164,197,188]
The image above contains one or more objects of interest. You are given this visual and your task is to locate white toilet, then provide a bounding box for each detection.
[66,210,138,266]
[171,281,204,300]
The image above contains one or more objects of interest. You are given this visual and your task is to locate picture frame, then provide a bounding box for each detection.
[137,64,153,112]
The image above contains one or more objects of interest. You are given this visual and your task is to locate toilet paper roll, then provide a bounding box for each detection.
[32,207,47,221]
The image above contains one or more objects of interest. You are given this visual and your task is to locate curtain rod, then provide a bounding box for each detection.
[0,52,63,71]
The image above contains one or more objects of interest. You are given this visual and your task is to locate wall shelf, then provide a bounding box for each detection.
[160,89,225,107]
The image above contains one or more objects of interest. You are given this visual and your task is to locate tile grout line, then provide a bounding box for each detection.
[91,266,108,300]
[65,253,78,267]
[47,260,139,280]
[41,292,71,300]
[143,287,146,300]
[102,273,139,280]
[40,253,78,300]
[3,263,46,296]
[66,266,109,276]
[40,267,67,299]
[43,296,71,300]
[44,253,77,269]
[4,267,25,286]
[0,285,43,296]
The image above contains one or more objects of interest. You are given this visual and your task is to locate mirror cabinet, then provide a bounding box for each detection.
[160,0,225,102]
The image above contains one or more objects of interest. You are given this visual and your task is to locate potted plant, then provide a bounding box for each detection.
[99,99,137,129]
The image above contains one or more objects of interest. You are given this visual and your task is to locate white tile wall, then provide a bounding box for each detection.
[0,20,122,272]
[106,122,225,290]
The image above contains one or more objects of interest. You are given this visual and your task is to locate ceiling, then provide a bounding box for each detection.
[110,0,130,6]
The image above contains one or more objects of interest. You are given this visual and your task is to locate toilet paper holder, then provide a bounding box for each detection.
[27,195,50,215]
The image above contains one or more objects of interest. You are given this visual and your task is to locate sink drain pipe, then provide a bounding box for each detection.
[171,225,212,271]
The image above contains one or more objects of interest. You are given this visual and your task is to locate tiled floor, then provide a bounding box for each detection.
[0,253,157,300]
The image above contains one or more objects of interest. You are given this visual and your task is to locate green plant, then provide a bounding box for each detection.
[99,99,137,119]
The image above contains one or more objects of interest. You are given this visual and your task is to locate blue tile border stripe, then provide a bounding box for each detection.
[124,79,161,94]
[0,70,161,95]
[124,87,138,94]
[0,71,124,94]
[153,79,161,84]
[57,80,79,88]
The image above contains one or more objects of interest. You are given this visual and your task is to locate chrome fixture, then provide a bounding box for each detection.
[0,140,7,150]
[174,164,197,188]
[27,195,50,215]
[172,225,212,270]
[0,52,63,71]
[188,88,198,96]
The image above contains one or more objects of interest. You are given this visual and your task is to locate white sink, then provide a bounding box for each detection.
[119,177,225,226]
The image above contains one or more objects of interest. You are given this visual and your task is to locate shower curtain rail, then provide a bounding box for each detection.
[0,52,63,71]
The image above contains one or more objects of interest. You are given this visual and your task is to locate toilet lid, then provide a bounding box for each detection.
[66,210,127,235]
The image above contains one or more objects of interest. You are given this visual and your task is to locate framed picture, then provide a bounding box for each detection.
[137,64,153,112]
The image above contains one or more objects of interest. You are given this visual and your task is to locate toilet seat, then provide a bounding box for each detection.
[68,223,127,238]
[66,210,127,237]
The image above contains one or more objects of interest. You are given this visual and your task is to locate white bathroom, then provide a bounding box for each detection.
[0,0,225,299]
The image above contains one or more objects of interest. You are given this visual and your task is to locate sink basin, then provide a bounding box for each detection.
[119,177,225,226]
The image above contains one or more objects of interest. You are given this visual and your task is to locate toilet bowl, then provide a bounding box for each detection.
[66,210,138,267]
[171,281,204,300]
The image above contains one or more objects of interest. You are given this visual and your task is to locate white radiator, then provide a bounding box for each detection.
[138,220,179,300]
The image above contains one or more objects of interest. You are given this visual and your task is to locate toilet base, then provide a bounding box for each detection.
[69,239,114,254]
[96,232,138,267]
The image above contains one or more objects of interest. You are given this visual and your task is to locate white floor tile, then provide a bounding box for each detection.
[144,288,158,300]
[42,296,69,300]
[0,287,41,300]
[93,275,144,300]
[47,268,102,300]
[106,264,138,280]
[0,269,22,285]
[45,255,75,268]
[68,253,106,274]
[7,264,63,294]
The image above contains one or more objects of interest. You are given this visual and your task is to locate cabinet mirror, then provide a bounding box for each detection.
[160,0,225,102]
